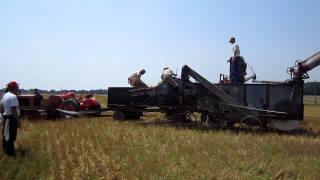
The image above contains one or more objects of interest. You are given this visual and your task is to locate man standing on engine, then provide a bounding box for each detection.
[228,37,246,83]
[0,81,21,156]
[128,69,148,88]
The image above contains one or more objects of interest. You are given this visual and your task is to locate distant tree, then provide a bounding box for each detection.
[3,83,319,96]
[304,82,320,95]
[49,89,57,94]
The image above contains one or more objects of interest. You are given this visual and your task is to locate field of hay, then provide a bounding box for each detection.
[0,95,319,179]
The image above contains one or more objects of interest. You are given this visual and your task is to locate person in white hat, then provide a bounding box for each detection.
[128,69,148,88]
[228,37,246,83]
[161,67,178,87]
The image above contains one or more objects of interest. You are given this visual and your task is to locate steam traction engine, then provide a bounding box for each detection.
[108,52,320,131]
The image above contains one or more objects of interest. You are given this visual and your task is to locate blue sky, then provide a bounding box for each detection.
[1,0,319,90]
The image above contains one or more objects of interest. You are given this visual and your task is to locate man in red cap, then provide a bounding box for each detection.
[0,81,21,156]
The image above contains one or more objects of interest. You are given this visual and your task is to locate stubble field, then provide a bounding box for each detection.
[0,95,319,179]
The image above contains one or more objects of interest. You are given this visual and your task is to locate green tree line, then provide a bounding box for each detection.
[1,82,319,95]
[304,82,320,95]
[0,88,108,95]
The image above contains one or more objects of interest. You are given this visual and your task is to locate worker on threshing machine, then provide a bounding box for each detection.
[128,69,148,89]
[161,67,178,87]
[0,81,21,156]
[228,37,247,83]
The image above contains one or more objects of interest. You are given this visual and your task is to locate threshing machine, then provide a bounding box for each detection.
[107,52,320,131]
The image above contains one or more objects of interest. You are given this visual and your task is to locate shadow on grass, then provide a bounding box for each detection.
[138,117,320,138]
[0,148,50,179]
[270,127,320,138]
[25,113,113,121]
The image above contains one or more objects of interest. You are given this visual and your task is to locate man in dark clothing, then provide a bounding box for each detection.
[228,37,246,83]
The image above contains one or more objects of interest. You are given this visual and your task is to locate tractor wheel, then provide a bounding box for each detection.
[62,98,81,112]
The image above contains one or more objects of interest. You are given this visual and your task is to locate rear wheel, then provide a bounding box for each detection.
[62,98,80,112]
[62,98,81,117]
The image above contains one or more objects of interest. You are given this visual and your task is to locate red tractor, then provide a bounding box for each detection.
[78,94,101,111]
[18,91,101,118]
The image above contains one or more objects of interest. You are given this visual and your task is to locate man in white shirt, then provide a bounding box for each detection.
[0,81,21,156]
[161,67,176,80]
[229,37,245,83]
[161,67,178,87]
[230,37,240,63]
[128,69,148,88]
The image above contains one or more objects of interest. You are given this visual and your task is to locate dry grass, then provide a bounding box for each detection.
[0,95,319,179]
[304,95,319,105]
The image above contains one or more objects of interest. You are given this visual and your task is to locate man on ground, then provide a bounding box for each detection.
[0,81,21,156]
